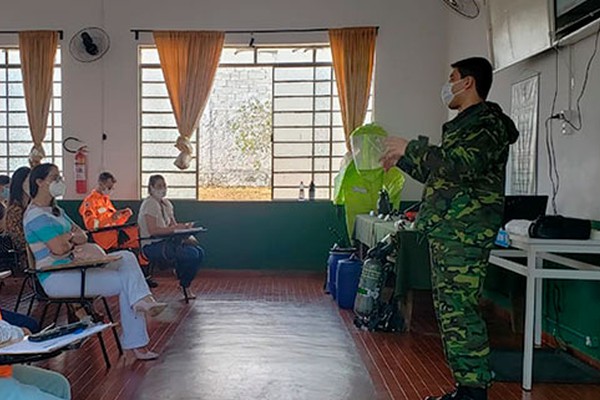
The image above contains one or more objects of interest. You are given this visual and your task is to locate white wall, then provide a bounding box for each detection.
[0,0,450,201]
[447,4,600,220]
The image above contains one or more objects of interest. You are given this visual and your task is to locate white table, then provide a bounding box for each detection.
[489,234,600,390]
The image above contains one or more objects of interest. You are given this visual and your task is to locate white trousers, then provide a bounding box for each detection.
[41,251,152,350]
[0,365,71,400]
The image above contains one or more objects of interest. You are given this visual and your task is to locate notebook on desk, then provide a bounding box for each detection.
[502,195,549,227]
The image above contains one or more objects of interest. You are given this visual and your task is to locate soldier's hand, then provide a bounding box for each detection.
[380,136,409,171]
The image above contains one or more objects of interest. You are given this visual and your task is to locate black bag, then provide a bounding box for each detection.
[528,215,591,240]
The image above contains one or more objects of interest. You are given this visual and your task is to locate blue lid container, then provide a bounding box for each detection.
[336,257,363,309]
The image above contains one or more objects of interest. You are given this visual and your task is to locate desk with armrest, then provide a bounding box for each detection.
[0,323,112,366]
[87,222,140,252]
[26,253,124,369]
[139,227,207,303]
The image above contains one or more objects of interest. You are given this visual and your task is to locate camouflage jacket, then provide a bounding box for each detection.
[398,102,519,247]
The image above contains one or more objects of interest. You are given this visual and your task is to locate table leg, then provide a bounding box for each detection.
[534,257,543,347]
[522,253,536,391]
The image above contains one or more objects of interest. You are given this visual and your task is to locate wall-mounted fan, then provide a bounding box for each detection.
[69,27,110,63]
[441,0,480,19]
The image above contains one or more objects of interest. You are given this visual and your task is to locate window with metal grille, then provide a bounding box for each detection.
[0,48,62,174]
[139,45,372,200]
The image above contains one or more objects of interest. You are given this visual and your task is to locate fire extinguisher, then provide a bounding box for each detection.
[63,137,88,194]
[74,146,88,194]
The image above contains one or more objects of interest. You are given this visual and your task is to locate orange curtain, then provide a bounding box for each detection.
[19,31,59,167]
[328,27,377,151]
[153,31,225,170]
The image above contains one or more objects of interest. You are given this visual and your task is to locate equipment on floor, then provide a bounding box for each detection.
[336,255,362,309]
[353,234,404,332]
[326,244,355,299]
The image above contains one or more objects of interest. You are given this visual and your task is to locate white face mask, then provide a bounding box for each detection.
[102,187,113,196]
[151,188,166,199]
[441,78,466,106]
[49,179,67,198]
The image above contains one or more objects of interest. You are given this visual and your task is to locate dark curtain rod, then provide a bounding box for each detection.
[130,27,378,40]
[0,30,63,40]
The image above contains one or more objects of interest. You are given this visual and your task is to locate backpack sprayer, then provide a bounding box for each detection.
[353,233,404,332]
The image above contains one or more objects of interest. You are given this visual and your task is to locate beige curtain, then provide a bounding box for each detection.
[153,31,225,170]
[329,27,377,151]
[19,31,59,167]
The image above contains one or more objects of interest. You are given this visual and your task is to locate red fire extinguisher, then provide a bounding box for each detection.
[74,146,88,194]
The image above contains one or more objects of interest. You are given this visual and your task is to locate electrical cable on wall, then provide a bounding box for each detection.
[552,282,569,351]
[561,24,600,132]
[545,26,600,214]
[545,47,560,215]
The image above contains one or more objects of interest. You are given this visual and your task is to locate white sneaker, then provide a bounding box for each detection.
[133,300,168,317]
[133,348,159,361]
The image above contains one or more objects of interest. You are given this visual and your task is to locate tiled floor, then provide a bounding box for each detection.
[1,270,599,400]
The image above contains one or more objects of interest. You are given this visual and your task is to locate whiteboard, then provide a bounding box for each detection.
[489,0,553,70]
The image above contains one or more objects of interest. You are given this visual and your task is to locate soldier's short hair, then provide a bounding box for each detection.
[451,57,493,100]
[98,171,116,183]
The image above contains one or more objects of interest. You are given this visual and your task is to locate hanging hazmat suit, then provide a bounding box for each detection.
[333,123,405,240]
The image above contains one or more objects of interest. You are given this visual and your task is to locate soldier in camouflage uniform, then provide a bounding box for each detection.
[381,57,519,400]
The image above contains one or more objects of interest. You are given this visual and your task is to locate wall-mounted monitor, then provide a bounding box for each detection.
[489,0,553,70]
[490,0,600,70]
[555,0,600,41]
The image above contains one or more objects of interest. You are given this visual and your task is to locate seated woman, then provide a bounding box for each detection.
[138,175,203,298]
[0,310,70,399]
[3,166,31,273]
[23,163,167,360]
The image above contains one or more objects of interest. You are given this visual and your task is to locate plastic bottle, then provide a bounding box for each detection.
[299,181,305,201]
[308,181,316,201]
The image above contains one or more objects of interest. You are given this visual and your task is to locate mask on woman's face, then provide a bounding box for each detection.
[49,179,67,198]
[151,188,166,199]
[1,186,9,200]
[102,187,113,196]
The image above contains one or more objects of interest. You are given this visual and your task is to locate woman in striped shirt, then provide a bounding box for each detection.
[23,163,167,361]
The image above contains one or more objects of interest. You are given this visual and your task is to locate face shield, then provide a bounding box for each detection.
[350,130,386,172]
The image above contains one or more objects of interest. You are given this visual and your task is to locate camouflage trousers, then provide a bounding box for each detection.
[429,238,492,387]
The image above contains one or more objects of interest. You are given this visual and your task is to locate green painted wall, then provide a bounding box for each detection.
[485,260,600,363]
[60,200,349,271]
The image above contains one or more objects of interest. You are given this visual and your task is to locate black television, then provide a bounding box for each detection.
[555,0,600,40]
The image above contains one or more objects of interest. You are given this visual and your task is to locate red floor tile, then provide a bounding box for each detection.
[1,271,599,400]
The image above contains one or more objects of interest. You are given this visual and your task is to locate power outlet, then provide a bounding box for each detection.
[561,121,573,136]
[585,336,599,348]
[557,110,580,135]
